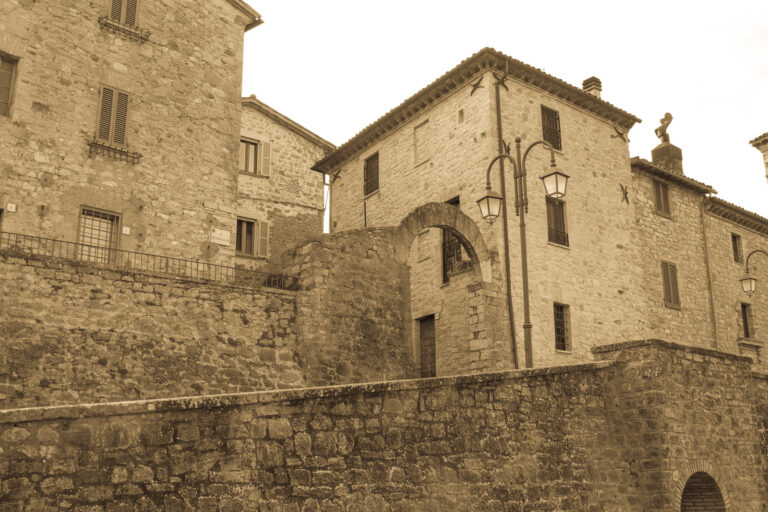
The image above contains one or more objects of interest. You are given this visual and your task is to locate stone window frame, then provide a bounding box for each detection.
[0,50,20,118]
[236,216,269,259]
[239,137,271,177]
[731,232,744,263]
[553,302,571,352]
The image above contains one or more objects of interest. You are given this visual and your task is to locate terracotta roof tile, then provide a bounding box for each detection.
[630,157,716,195]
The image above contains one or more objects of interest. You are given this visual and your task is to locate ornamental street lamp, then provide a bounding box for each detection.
[477,137,569,368]
[740,249,768,296]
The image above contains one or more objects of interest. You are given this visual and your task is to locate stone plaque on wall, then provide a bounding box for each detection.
[210,229,231,246]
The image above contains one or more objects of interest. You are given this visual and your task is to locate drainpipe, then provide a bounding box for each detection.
[699,196,719,349]
[493,74,520,369]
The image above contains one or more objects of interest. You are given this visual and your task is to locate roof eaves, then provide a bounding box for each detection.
[225,0,263,31]
[705,197,768,236]
[312,47,641,174]
[242,96,335,152]
[630,157,716,195]
[750,131,768,148]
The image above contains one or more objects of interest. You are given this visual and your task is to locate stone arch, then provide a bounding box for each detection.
[394,202,494,283]
[674,462,730,511]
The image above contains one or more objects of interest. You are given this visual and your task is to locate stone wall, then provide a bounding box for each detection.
[0,250,303,408]
[0,0,249,263]
[0,339,765,510]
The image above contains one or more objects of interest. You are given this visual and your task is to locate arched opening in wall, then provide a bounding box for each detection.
[398,202,502,378]
[680,472,726,511]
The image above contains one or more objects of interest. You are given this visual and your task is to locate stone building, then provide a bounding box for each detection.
[752,131,768,182]
[313,47,768,375]
[0,0,261,264]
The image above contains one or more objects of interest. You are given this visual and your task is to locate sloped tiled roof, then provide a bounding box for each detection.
[312,47,641,174]
[705,197,768,236]
[226,0,262,31]
[242,96,335,152]
[630,157,716,195]
[750,132,768,148]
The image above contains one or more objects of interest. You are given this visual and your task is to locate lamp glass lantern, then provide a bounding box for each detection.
[740,275,757,296]
[540,170,570,199]
[477,188,503,224]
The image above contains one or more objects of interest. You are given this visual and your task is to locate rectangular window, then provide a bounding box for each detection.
[554,303,571,351]
[111,0,138,26]
[546,197,568,246]
[419,315,436,378]
[236,218,269,258]
[0,53,18,117]
[414,120,430,165]
[97,86,129,147]
[541,105,562,151]
[239,139,271,176]
[442,197,469,283]
[77,207,120,263]
[653,179,671,215]
[364,153,379,196]
[661,261,680,308]
[732,233,743,263]
[741,303,755,339]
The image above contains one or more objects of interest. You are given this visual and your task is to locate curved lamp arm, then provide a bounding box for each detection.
[521,139,557,174]
[485,153,518,189]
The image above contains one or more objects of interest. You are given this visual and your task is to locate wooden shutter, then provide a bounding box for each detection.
[113,92,128,146]
[98,87,115,142]
[662,261,680,307]
[668,263,679,306]
[124,0,137,25]
[364,154,379,195]
[541,106,561,150]
[257,221,269,258]
[654,180,670,214]
[111,0,123,22]
[238,141,247,172]
[235,219,244,252]
[259,142,271,176]
[0,57,14,116]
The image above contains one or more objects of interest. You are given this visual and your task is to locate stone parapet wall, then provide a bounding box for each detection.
[0,251,303,408]
[0,340,765,510]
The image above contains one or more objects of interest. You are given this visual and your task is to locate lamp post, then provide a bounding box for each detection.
[740,249,768,296]
[477,137,569,368]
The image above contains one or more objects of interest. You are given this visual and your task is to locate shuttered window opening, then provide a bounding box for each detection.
[111,0,138,26]
[77,207,120,263]
[97,86,129,147]
[236,218,269,258]
[661,261,680,308]
[741,303,755,339]
[731,233,743,263]
[419,315,436,378]
[364,153,379,196]
[239,139,271,176]
[0,55,18,117]
[546,197,568,246]
[653,179,671,215]
[554,303,571,351]
[541,105,562,151]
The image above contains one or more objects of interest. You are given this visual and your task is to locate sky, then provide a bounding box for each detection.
[242,0,768,217]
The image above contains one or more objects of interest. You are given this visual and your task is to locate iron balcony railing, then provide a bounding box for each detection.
[548,228,569,247]
[0,231,299,291]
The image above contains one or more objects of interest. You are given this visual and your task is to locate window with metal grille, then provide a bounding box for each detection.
[741,303,755,339]
[732,233,743,263]
[546,197,568,246]
[0,53,18,117]
[661,261,680,308]
[364,153,379,196]
[236,218,269,258]
[541,105,562,151]
[554,303,570,351]
[111,0,138,26]
[239,139,271,176]
[97,86,129,147]
[77,207,120,263]
[442,197,471,283]
[653,179,671,216]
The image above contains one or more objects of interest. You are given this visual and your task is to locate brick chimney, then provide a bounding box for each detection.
[750,132,768,183]
[582,77,602,98]
[651,112,683,174]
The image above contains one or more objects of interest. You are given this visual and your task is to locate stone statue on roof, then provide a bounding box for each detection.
[655,113,673,143]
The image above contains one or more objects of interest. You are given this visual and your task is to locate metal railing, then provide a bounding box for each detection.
[0,231,299,291]
[548,228,569,247]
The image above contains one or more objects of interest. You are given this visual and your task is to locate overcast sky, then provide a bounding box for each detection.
[242,0,768,217]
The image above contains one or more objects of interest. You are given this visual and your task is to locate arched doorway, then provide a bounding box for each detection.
[680,472,726,511]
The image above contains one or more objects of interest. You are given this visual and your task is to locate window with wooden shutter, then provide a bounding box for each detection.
[553,303,571,351]
[259,142,271,176]
[653,179,671,216]
[731,233,743,263]
[239,140,258,173]
[97,86,129,147]
[364,153,379,196]
[0,54,18,117]
[111,0,138,26]
[541,105,562,151]
[236,218,268,259]
[546,197,568,246]
[257,221,269,258]
[741,303,755,339]
[661,261,680,308]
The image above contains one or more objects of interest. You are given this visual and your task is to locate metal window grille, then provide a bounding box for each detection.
[546,197,569,246]
[541,105,562,151]
[364,153,379,196]
[732,233,743,263]
[554,303,570,351]
[78,208,119,263]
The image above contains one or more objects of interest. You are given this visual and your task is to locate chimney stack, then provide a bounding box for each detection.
[651,113,684,174]
[582,76,602,98]
[750,132,768,183]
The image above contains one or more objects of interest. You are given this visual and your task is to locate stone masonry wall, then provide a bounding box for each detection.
[0,340,765,510]
[0,0,248,263]
[236,101,330,273]
[0,250,303,409]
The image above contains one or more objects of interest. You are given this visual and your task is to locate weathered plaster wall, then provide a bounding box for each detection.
[0,340,764,510]
[0,250,303,408]
[0,0,247,262]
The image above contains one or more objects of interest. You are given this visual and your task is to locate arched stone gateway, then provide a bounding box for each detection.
[680,472,726,511]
